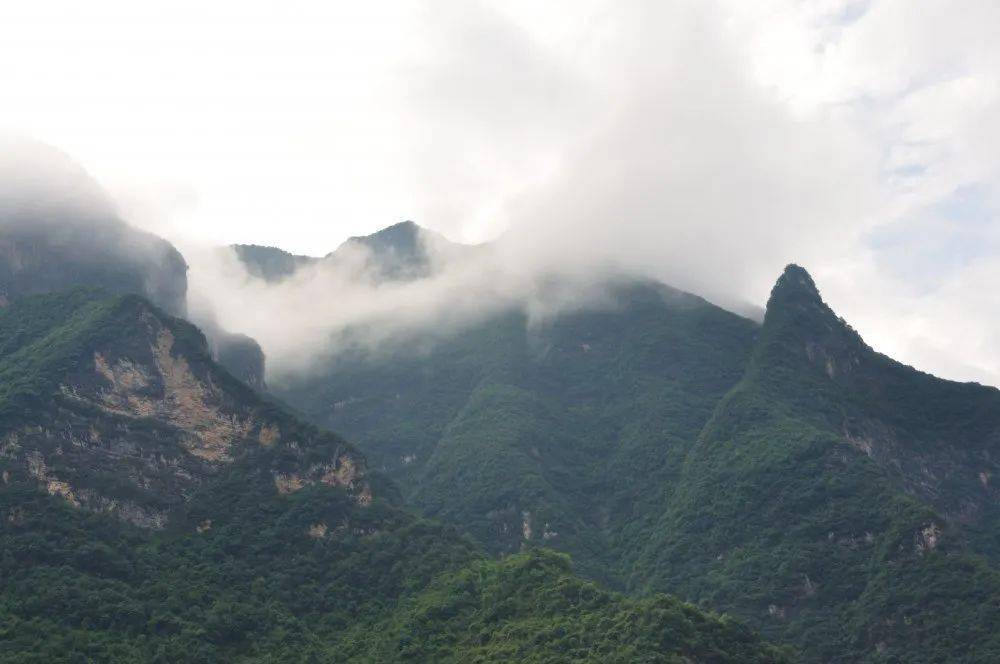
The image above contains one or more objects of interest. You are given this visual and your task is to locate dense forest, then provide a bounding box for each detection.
[0,290,787,662]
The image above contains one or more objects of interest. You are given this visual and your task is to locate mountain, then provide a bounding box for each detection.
[270,233,1000,662]
[329,220,473,282]
[0,288,788,662]
[10,188,1000,661]
[231,220,478,285]
[0,137,187,316]
[332,220,434,280]
[0,209,188,319]
[231,244,317,283]
[0,139,266,389]
[0,289,372,526]
[275,278,759,584]
[634,265,1000,661]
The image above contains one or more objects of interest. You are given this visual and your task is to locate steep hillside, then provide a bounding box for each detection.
[0,290,787,662]
[0,138,186,317]
[0,215,266,390]
[0,290,374,528]
[635,265,1000,662]
[275,279,759,583]
[0,140,265,388]
[0,215,188,317]
[273,243,1000,661]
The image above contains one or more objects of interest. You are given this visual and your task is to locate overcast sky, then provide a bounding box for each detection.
[2,0,1000,385]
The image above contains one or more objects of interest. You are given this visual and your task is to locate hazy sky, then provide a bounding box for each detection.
[2,0,1000,385]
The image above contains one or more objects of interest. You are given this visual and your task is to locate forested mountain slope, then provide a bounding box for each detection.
[0,290,787,663]
[273,236,1000,661]
[634,265,1000,662]
[275,278,759,584]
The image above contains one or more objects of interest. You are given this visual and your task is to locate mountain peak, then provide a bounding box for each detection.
[769,263,822,307]
[763,263,839,331]
[328,221,470,282]
[344,220,424,251]
[758,263,870,384]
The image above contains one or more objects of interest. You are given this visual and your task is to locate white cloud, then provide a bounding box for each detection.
[2,0,1000,385]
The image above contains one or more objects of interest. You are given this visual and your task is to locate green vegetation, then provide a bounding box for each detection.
[637,266,1000,661]
[0,289,137,418]
[277,264,1000,662]
[277,281,758,584]
[0,482,789,662]
[9,223,1000,661]
[347,550,789,662]
[0,290,786,662]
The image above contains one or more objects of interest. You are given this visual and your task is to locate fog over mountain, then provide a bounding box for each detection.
[2,0,1000,386]
[183,222,647,377]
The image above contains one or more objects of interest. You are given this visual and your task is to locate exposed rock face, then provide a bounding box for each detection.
[0,293,370,529]
[92,325,256,461]
[273,454,370,506]
[916,523,942,553]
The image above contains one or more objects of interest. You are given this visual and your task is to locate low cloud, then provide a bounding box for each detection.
[3,1,1000,386]
[183,231,633,378]
[183,0,886,379]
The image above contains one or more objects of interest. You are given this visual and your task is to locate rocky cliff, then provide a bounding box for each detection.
[0,291,369,530]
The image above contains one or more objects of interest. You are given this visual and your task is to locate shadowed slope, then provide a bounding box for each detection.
[635,265,1000,662]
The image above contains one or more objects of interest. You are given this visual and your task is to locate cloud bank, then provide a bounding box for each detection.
[2,0,1000,385]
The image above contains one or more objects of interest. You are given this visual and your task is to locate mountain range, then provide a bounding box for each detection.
[3,142,1000,661]
[0,142,788,662]
[252,223,1000,662]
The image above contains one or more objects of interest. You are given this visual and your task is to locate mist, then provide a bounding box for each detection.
[182,228,644,379]
[2,1,1000,385]
[171,1,881,381]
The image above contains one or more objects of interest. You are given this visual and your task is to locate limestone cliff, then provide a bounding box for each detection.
[0,291,369,529]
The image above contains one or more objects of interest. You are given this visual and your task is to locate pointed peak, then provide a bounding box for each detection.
[771,264,821,302]
[756,263,870,381]
[763,264,829,319]
[763,264,840,336]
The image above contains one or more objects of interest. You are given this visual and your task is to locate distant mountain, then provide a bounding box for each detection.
[330,220,454,281]
[0,289,788,662]
[231,220,479,285]
[231,243,317,283]
[0,136,186,315]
